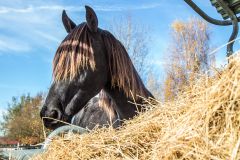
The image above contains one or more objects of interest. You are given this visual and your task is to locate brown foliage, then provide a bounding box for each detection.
[164,18,215,101]
[1,94,45,144]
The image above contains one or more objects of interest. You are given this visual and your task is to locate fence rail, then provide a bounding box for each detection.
[0,125,87,160]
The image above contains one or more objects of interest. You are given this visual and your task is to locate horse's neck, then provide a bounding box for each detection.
[104,85,153,120]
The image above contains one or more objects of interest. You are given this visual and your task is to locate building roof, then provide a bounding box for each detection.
[0,137,19,145]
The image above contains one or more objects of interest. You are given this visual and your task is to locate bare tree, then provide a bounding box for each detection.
[164,18,215,101]
[146,71,162,99]
[109,15,150,78]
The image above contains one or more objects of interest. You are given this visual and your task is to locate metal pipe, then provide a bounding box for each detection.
[42,125,88,149]
[184,0,240,26]
[184,0,239,56]
[217,0,239,56]
[0,125,87,160]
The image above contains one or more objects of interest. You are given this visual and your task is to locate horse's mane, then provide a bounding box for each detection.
[53,23,147,100]
[98,90,117,122]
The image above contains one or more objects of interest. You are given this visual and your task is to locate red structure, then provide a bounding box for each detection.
[0,137,19,147]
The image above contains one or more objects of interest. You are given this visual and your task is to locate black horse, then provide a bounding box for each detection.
[40,6,154,130]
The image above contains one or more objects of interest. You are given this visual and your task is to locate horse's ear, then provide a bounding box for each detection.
[62,10,76,33]
[85,6,98,32]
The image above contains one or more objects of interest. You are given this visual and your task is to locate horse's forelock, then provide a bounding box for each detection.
[53,23,95,82]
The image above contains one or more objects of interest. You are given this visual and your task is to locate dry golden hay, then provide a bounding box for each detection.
[33,53,240,160]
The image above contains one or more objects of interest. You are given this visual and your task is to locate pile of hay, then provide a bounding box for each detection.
[34,54,240,160]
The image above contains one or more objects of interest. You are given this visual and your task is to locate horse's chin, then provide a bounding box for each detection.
[44,115,73,130]
[44,120,65,130]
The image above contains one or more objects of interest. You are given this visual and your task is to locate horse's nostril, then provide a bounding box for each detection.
[50,110,59,119]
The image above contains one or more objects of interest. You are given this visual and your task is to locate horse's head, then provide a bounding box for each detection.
[40,6,110,129]
[40,5,151,129]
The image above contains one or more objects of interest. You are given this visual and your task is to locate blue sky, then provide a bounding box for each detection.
[0,0,239,118]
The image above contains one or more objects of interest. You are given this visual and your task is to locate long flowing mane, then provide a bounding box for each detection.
[53,23,147,100]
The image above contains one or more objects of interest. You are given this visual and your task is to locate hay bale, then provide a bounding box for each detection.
[33,53,240,160]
